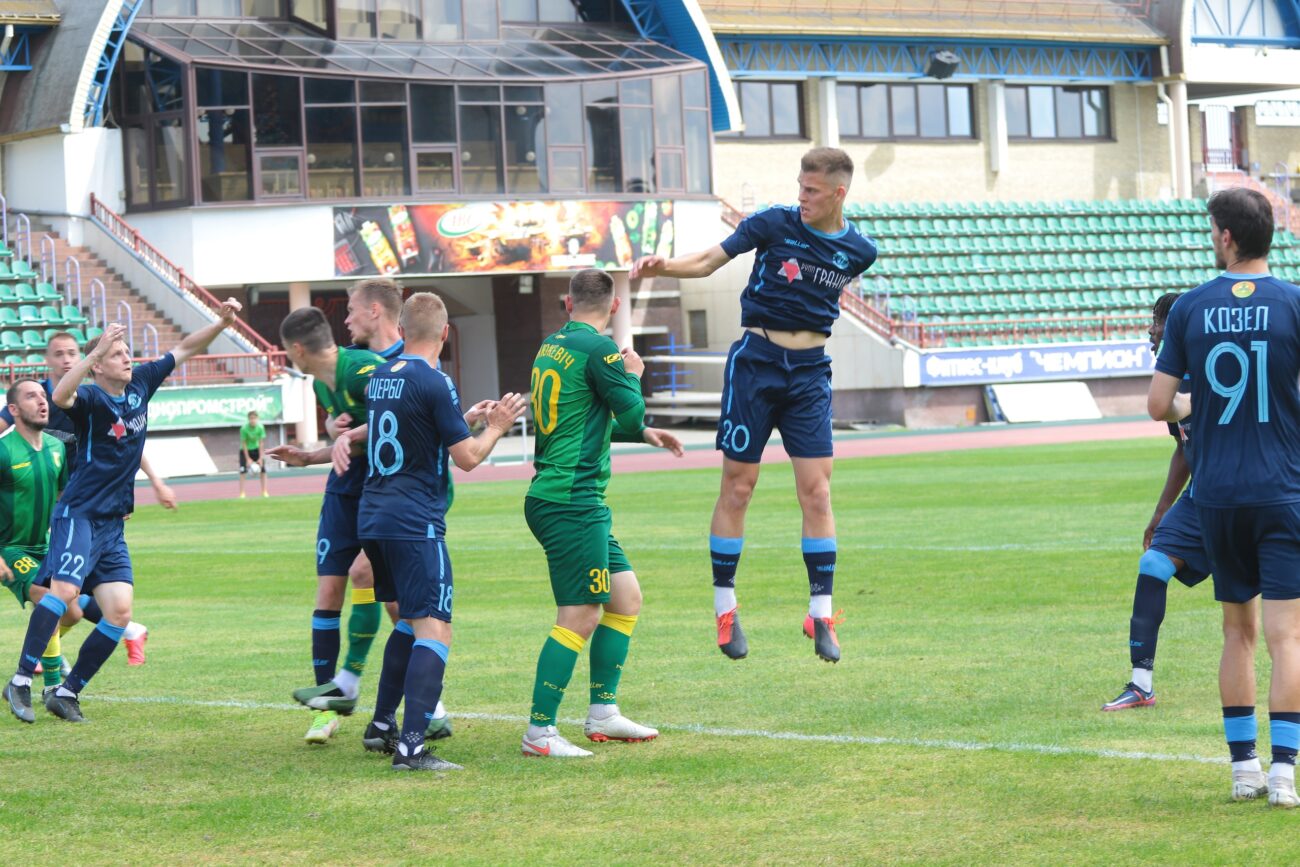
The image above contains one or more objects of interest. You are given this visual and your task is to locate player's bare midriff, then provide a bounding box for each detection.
[744,326,827,351]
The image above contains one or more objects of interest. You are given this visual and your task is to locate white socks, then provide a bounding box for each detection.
[123,622,147,641]
[332,669,360,699]
[713,587,737,617]
[1131,668,1153,694]
[1233,758,1262,773]
[1270,763,1296,783]
[433,699,447,720]
[809,595,833,619]
[10,674,31,688]
[588,703,618,721]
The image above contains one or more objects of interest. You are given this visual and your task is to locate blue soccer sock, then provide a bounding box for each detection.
[15,594,66,680]
[78,594,102,624]
[61,620,125,695]
[1224,706,1259,767]
[710,536,743,615]
[802,537,836,619]
[397,640,448,757]
[373,621,414,727]
[311,609,341,686]
[1271,712,1300,771]
[1128,551,1174,692]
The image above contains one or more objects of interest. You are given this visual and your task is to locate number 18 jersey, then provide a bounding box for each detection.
[1156,273,1300,507]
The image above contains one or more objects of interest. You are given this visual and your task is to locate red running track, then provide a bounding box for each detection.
[135,419,1164,507]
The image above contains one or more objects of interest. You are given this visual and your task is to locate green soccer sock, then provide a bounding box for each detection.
[342,588,381,677]
[40,630,62,687]
[589,612,636,706]
[530,626,585,727]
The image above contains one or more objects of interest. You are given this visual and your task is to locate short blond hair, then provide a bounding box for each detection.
[399,292,448,342]
[349,277,403,321]
[800,147,854,186]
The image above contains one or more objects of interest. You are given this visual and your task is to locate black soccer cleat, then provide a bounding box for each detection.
[426,714,453,742]
[4,681,34,723]
[363,720,399,755]
[43,688,85,723]
[391,746,463,772]
[716,608,748,660]
[802,612,844,664]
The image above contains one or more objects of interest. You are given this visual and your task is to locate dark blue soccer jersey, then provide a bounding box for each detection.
[1156,273,1300,507]
[1,377,79,469]
[357,355,471,541]
[720,205,877,335]
[56,354,175,519]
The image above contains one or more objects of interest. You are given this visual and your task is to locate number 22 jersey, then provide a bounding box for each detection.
[1156,273,1300,507]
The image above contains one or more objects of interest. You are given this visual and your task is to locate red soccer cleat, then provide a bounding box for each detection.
[124,629,148,666]
[802,610,844,663]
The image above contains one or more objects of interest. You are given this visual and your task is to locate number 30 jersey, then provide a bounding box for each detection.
[358,355,470,541]
[1156,272,1300,507]
[527,320,646,506]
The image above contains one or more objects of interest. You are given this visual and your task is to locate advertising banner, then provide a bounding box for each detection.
[149,382,285,431]
[918,341,1154,386]
[333,200,676,277]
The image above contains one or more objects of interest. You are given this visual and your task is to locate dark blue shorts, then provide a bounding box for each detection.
[718,331,832,463]
[1198,502,1300,603]
[317,492,362,577]
[1150,492,1212,588]
[36,515,132,592]
[362,537,453,622]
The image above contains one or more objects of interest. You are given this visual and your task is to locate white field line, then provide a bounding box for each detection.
[93,694,1223,766]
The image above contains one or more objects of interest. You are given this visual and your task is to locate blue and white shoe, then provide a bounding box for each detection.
[1101,682,1155,712]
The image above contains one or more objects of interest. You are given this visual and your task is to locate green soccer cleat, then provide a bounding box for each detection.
[426,713,453,742]
[304,710,340,744]
[292,682,357,715]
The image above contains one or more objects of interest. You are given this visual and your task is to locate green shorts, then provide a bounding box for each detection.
[1,546,45,608]
[524,498,632,607]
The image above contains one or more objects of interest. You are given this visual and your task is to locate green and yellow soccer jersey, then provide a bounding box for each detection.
[527,321,646,505]
[0,428,68,551]
[313,346,384,497]
[312,347,385,420]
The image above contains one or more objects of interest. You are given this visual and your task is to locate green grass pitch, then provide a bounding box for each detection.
[3,438,1298,863]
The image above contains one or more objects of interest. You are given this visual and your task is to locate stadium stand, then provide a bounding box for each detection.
[846,198,1300,348]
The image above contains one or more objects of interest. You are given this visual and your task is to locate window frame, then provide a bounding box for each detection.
[1005,84,1113,142]
[836,81,977,142]
[719,79,806,141]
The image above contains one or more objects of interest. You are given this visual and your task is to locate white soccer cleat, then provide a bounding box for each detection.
[521,726,593,758]
[1268,775,1299,808]
[584,712,659,743]
[1231,769,1269,801]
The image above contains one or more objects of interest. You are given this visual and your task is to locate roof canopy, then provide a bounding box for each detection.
[0,0,58,25]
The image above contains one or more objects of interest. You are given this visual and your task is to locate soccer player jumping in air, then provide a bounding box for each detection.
[632,147,876,663]
[1149,188,1300,808]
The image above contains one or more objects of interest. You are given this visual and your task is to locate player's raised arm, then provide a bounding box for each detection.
[170,298,243,366]
[631,245,730,280]
[52,322,126,409]
[448,393,527,471]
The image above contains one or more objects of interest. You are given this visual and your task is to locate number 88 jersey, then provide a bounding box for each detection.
[357,355,471,541]
[1156,273,1300,507]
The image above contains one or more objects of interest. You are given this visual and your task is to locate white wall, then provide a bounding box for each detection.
[426,275,499,401]
[1,128,124,223]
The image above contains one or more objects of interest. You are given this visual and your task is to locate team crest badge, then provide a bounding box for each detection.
[392,360,407,372]
[1232,281,1256,298]
[832,251,850,270]
[127,393,141,410]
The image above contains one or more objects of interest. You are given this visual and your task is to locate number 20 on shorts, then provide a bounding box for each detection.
[588,568,610,595]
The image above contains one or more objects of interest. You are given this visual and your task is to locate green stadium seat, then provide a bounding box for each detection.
[14,283,37,302]
[25,354,43,365]
[1,331,21,351]
[21,329,43,350]
[34,282,59,302]
[64,327,86,345]
[11,260,36,280]
[0,284,15,303]
[0,308,17,328]
[18,304,39,324]
[3,354,24,365]
[62,305,88,325]
[40,306,64,325]
[85,326,103,341]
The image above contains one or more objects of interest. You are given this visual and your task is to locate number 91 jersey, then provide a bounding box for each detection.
[357,355,471,541]
[1156,273,1300,507]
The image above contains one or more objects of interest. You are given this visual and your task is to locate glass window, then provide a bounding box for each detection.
[585,104,620,192]
[546,83,582,145]
[151,0,195,13]
[361,106,409,197]
[890,85,917,137]
[305,77,355,104]
[196,68,248,108]
[1083,88,1109,137]
[860,84,888,137]
[460,84,500,103]
[502,0,536,19]
[657,150,684,192]
[422,0,460,40]
[253,74,302,146]
[306,106,358,198]
[1055,88,1083,139]
[464,0,498,39]
[153,117,187,204]
[584,80,617,105]
[196,0,240,13]
[361,80,405,102]
[458,104,504,193]
[683,71,707,109]
[836,84,859,137]
[1028,86,1056,138]
[770,83,801,136]
[685,110,709,194]
[548,148,583,192]
[738,81,770,136]
[336,0,374,38]
[290,0,328,29]
[1005,86,1028,137]
[415,150,455,192]
[377,0,420,39]
[621,78,651,106]
[539,0,577,20]
[653,75,682,146]
[917,85,946,138]
[411,84,456,142]
[506,103,546,193]
[125,125,150,208]
[243,0,281,14]
[947,87,972,137]
[198,108,252,201]
[621,106,653,193]
[259,152,303,197]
